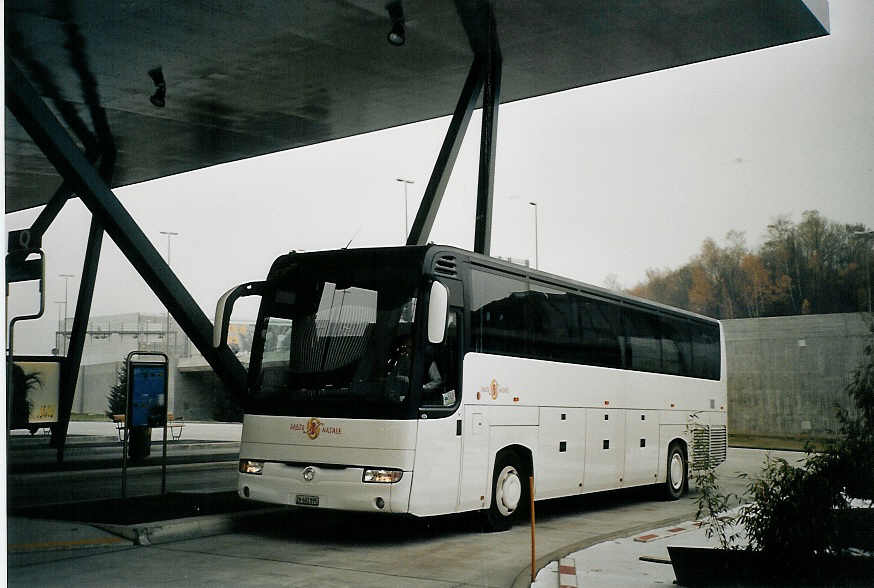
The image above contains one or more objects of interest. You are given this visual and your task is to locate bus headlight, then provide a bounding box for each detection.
[239,459,264,475]
[363,468,403,483]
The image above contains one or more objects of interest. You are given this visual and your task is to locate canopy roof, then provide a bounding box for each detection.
[5,0,828,213]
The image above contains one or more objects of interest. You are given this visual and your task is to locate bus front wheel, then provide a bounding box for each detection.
[664,442,687,500]
[485,450,527,531]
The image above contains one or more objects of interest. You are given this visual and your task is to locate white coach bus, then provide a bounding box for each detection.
[214,245,726,530]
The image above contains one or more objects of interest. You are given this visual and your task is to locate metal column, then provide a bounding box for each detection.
[473,13,501,256]
[408,0,503,251]
[5,57,247,396]
[52,219,103,459]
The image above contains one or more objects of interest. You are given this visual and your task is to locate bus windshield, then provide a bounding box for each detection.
[248,264,419,419]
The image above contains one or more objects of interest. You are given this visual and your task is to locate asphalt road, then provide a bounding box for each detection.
[7,447,800,587]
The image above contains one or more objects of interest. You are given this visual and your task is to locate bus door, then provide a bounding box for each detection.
[410,300,464,515]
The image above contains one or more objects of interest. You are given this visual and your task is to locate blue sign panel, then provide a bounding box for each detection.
[130,363,167,427]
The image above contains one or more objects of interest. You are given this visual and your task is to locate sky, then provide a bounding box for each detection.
[5,0,873,355]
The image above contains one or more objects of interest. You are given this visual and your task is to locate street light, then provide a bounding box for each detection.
[396,178,414,243]
[58,274,75,354]
[853,230,874,313]
[529,202,539,270]
[160,231,179,354]
[54,301,65,355]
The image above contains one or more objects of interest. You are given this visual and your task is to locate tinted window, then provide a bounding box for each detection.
[575,296,622,368]
[661,316,692,376]
[623,308,661,373]
[471,270,528,355]
[692,323,721,380]
[528,284,574,362]
[471,267,719,380]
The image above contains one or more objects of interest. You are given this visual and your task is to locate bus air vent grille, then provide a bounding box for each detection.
[709,425,727,466]
[691,425,727,470]
[434,255,458,278]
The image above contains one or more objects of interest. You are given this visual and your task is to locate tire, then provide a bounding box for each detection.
[485,450,527,531]
[664,442,687,500]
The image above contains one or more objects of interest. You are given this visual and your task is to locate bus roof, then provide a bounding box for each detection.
[269,245,720,325]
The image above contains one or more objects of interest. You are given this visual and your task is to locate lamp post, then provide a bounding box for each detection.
[396,178,414,243]
[58,273,75,354]
[54,301,65,354]
[529,202,539,270]
[160,231,179,354]
[853,230,874,313]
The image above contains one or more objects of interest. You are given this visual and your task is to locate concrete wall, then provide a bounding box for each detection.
[72,358,181,418]
[723,313,870,437]
[73,361,120,415]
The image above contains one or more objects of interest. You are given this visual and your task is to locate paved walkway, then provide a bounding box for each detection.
[531,514,725,587]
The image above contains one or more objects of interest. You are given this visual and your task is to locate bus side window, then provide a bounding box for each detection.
[421,310,459,407]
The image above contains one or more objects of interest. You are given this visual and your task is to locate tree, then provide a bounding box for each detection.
[686,263,716,316]
[632,211,872,319]
[106,361,128,418]
[602,273,624,293]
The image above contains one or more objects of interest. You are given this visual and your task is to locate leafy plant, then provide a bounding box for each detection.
[11,363,39,428]
[692,465,742,550]
[829,320,874,500]
[737,452,849,563]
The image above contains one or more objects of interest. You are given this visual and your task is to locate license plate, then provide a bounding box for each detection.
[295,494,319,507]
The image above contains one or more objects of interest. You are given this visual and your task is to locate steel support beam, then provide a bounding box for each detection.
[8,150,100,253]
[52,218,102,459]
[473,13,502,256]
[5,57,247,396]
[407,58,483,246]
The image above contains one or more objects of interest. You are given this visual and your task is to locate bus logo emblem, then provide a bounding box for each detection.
[479,379,509,401]
[306,417,322,439]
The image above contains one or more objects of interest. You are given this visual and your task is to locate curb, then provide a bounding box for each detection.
[512,510,698,588]
[558,558,577,588]
[93,506,286,546]
[8,459,239,483]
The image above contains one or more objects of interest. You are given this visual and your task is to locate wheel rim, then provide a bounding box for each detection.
[669,451,684,491]
[495,465,522,516]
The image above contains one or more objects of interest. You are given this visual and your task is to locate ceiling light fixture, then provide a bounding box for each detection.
[148,67,166,108]
[386,1,406,46]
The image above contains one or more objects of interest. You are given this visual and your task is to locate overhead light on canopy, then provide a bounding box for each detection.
[386,1,406,46]
[148,67,166,108]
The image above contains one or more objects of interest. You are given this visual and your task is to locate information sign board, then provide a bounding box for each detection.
[128,362,167,427]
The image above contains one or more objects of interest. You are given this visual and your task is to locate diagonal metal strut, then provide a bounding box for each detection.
[408,0,502,254]
[407,57,484,247]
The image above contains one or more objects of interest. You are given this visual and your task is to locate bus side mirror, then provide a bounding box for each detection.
[427,281,448,344]
[214,281,266,348]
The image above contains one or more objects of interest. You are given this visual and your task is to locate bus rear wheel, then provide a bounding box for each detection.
[485,450,527,531]
[664,442,687,500]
